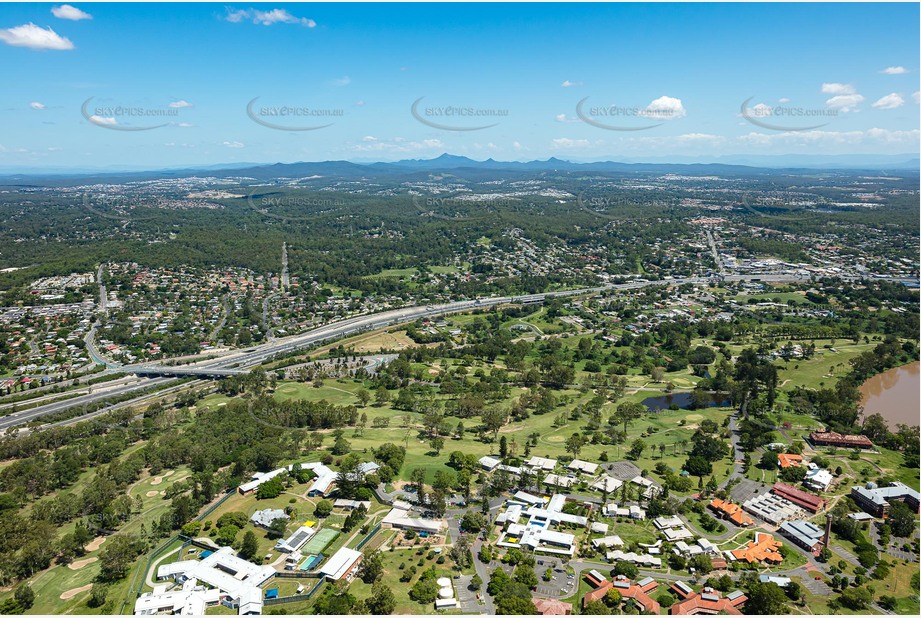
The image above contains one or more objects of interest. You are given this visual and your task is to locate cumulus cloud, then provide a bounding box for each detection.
[640,95,686,120]
[223,140,245,148]
[169,100,192,108]
[0,23,75,50]
[778,97,791,104]
[30,101,46,110]
[89,115,118,127]
[821,83,856,95]
[872,93,904,110]
[678,133,723,142]
[561,80,582,88]
[51,5,92,20]
[914,91,920,105]
[225,7,316,27]
[555,113,579,123]
[351,136,446,153]
[331,76,351,87]
[825,94,864,112]
[881,66,908,75]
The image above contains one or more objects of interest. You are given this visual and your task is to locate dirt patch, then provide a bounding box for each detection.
[60,583,93,600]
[85,536,106,552]
[68,556,98,570]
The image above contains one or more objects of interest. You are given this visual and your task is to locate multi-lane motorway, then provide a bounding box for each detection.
[0,270,911,433]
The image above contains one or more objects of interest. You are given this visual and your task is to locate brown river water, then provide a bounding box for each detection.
[859,361,920,428]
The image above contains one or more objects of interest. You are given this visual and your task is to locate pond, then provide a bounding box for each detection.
[640,392,732,412]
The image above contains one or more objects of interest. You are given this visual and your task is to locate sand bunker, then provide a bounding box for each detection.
[146,490,161,497]
[85,536,106,552]
[60,583,93,600]
[150,476,164,486]
[68,557,98,570]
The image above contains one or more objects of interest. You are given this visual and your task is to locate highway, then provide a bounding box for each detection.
[3,270,913,432]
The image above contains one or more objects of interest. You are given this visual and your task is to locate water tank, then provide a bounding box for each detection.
[866,482,877,490]
[439,587,453,599]
[437,577,451,587]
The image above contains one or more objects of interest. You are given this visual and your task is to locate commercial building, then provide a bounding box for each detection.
[568,459,599,475]
[669,586,747,615]
[333,499,371,511]
[742,492,805,525]
[153,546,275,615]
[250,508,288,529]
[533,598,573,615]
[591,535,625,550]
[809,431,874,449]
[803,466,834,492]
[778,520,825,554]
[381,504,445,534]
[777,453,803,469]
[479,456,501,471]
[583,575,660,613]
[591,476,623,493]
[135,581,221,615]
[319,547,362,581]
[727,532,783,565]
[526,456,558,471]
[772,483,825,513]
[274,525,317,553]
[605,550,662,567]
[850,482,921,517]
[708,499,753,526]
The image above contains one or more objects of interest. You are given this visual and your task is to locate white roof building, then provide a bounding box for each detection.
[590,522,609,534]
[250,508,288,529]
[606,550,662,567]
[274,526,317,553]
[568,459,599,475]
[591,535,625,550]
[153,547,274,615]
[320,547,362,581]
[134,581,221,615]
[512,491,545,506]
[544,473,578,489]
[381,505,445,534]
[479,456,501,471]
[591,476,623,493]
[526,456,558,471]
[804,467,834,491]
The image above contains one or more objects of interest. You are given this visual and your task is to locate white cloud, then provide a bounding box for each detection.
[738,127,919,147]
[331,76,351,87]
[881,66,907,75]
[89,115,117,127]
[640,95,686,120]
[354,100,365,107]
[678,133,723,142]
[561,80,582,88]
[225,8,316,27]
[30,101,46,110]
[821,83,855,95]
[223,140,244,148]
[0,23,75,50]
[872,93,904,110]
[175,122,194,128]
[912,91,920,105]
[512,141,523,151]
[51,5,92,20]
[351,136,446,153]
[551,137,591,149]
[778,97,791,104]
[169,100,192,108]
[555,113,579,123]
[825,93,864,112]
[747,102,773,117]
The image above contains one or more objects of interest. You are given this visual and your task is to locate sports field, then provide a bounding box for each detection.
[301,528,339,554]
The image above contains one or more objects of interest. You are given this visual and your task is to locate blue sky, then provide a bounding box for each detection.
[0,2,919,169]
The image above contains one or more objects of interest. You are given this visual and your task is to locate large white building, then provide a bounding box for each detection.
[496,493,586,556]
[151,546,275,615]
[319,547,363,581]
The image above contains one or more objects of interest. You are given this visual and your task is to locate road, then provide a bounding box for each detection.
[0,272,855,431]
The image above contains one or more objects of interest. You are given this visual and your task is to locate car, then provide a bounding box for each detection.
[537,560,544,565]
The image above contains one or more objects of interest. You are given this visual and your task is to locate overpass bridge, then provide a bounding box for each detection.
[130,366,248,379]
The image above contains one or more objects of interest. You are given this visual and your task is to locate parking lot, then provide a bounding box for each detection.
[534,557,576,598]
[729,477,770,505]
[454,574,484,613]
[603,461,642,481]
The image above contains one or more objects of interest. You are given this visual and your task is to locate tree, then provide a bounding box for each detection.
[583,599,612,615]
[512,564,538,589]
[684,455,712,479]
[745,582,788,615]
[461,511,487,533]
[374,386,391,405]
[430,436,445,455]
[14,584,34,610]
[239,530,259,560]
[256,476,284,499]
[760,450,779,470]
[356,388,371,407]
[98,534,145,582]
[566,433,587,458]
[367,582,396,615]
[314,500,333,518]
[614,401,644,435]
[628,439,646,460]
[88,583,109,608]
[604,588,623,607]
[838,586,872,610]
[887,500,915,537]
[612,560,638,579]
[359,550,384,584]
[470,574,483,590]
[482,407,509,441]
[409,573,440,603]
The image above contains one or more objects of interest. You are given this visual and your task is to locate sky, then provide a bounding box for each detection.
[0,2,919,169]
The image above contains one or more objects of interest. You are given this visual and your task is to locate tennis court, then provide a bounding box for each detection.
[300,528,338,554]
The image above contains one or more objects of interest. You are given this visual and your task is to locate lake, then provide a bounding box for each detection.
[860,361,920,428]
[640,392,731,412]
